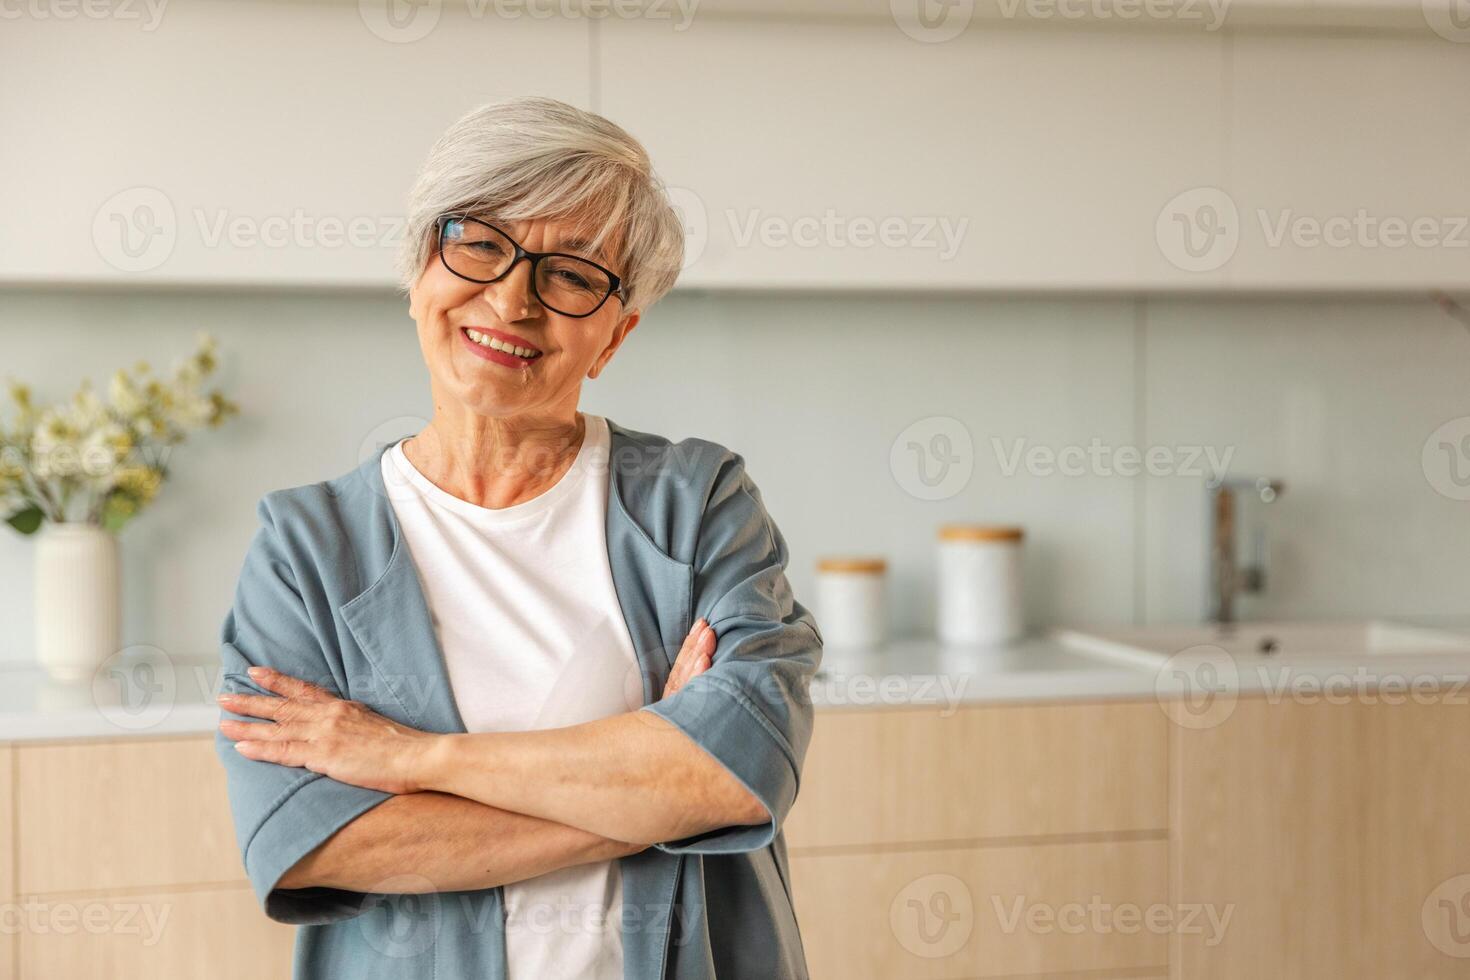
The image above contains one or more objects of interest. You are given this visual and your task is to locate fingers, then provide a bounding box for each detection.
[663,618,716,697]
[233,738,309,768]
[669,619,706,694]
[218,717,285,741]
[247,665,335,702]
[217,692,288,721]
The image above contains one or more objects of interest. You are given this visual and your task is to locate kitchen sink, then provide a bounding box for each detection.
[1051,619,1470,670]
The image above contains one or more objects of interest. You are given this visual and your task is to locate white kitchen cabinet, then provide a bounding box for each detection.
[3,2,1465,293]
[1222,34,1470,290]
[0,1,591,287]
[599,18,1227,291]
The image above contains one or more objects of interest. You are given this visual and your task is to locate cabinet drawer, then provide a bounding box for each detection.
[17,885,294,980]
[16,736,242,894]
[786,702,1168,848]
[790,839,1169,979]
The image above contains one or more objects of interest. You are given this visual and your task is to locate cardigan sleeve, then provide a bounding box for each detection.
[639,451,823,854]
[214,495,395,925]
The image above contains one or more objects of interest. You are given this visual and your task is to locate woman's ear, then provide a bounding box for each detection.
[588,311,641,379]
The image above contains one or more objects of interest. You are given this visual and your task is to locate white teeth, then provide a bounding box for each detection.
[465,329,536,358]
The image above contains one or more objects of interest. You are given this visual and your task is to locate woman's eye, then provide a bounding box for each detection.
[553,269,593,290]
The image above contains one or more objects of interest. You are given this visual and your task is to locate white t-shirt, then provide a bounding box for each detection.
[382,412,642,980]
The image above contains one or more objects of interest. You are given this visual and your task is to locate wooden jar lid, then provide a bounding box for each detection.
[937,524,1024,542]
[816,557,888,574]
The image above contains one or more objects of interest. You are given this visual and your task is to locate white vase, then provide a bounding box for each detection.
[34,522,121,683]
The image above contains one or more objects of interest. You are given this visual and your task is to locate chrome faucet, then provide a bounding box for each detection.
[1207,476,1284,624]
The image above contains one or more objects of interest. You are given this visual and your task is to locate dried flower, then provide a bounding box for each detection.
[2,331,239,535]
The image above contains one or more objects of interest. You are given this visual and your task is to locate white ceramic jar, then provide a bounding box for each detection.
[936,525,1024,646]
[34,522,121,682]
[814,557,887,651]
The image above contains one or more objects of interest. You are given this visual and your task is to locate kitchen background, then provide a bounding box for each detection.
[3,289,1470,664]
[3,1,1470,978]
[3,0,1468,664]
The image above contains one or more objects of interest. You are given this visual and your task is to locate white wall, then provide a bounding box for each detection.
[2,287,1468,666]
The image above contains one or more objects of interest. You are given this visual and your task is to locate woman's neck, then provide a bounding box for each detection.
[401,411,587,510]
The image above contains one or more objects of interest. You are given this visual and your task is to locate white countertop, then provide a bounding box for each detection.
[0,652,227,743]
[810,636,1162,711]
[0,637,1153,742]
[5,623,1470,741]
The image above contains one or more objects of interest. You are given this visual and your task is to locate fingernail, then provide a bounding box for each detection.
[248,666,268,678]
[688,618,705,635]
[216,694,233,704]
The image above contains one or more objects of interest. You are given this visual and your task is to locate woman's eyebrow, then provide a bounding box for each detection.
[555,235,608,262]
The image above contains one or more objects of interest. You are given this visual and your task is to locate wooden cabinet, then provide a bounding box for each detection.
[792,840,1170,978]
[786,701,1172,978]
[792,693,1470,980]
[8,735,295,980]
[1,745,15,980]
[5,693,1465,978]
[1170,692,1470,980]
[785,700,1169,847]
[1362,698,1470,979]
[1170,696,1370,979]
[15,738,243,894]
[17,886,293,980]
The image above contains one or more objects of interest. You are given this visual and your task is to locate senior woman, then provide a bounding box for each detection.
[212,96,821,980]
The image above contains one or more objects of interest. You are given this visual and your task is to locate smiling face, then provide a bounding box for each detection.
[408,215,641,422]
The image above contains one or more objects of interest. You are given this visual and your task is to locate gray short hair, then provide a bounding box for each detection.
[396,97,685,314]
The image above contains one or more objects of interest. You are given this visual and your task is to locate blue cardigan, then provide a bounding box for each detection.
[214,419,822,979]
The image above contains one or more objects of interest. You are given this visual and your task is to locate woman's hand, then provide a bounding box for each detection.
[662,618,715,698]
[216,620,715,797]
[217,667,438,794]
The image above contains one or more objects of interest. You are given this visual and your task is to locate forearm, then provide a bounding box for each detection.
[419,710,766,846]
[278,789,641,893]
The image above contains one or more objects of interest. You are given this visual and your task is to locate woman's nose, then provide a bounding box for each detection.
[484,257,540,321]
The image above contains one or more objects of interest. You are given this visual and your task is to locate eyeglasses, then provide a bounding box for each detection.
[434,214,628,318]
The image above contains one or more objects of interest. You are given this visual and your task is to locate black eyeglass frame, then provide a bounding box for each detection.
[434,213,628,319]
